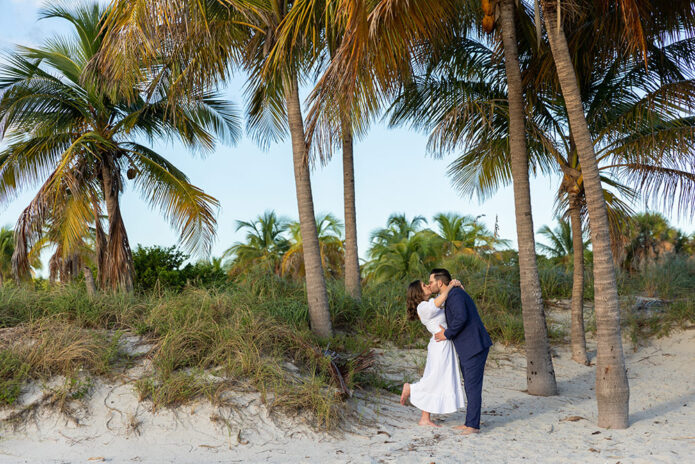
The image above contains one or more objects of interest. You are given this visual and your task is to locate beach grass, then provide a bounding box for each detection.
[1,259,693,428]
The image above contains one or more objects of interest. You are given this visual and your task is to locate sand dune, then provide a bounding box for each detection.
[1,328,693,463]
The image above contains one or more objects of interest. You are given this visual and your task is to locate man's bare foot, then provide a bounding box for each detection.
[454,425,480,435]
[400,383,411,405]
[418,419,441,427]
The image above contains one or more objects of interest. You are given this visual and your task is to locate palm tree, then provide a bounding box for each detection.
[365,230,442,283]
[537,218,589,265]
[100,0,335,336]
[281,213,344,279]
[538,215,591,362]
[433,213,509,256]
[386,2,558,395]
[223,211,290,276]
[364,213,443,282]
[538,0,695,427]
[0,226,14,286]
[497,0,558,397]
[0,3,237,292]
[370,214,428,246]
[621,213,685,271]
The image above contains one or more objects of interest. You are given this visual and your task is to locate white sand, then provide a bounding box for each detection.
[1,327,693,463]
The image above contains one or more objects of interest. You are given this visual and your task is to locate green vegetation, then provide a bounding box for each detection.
[1,208,693,429]
[1,0,694,432]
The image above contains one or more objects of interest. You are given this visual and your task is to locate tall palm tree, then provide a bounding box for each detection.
[497,0,558,396]
[223,210,290,275]
[339,109,361,300]
[100,0,334,336]
[0,3,237,292]
[385,2,558,395]
[538,0,695,428]
[281,213,344,279]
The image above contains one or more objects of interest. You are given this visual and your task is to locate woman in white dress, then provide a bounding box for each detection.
[400,278,466,426]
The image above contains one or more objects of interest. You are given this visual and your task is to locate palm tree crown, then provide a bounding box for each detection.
[0,3,239,288]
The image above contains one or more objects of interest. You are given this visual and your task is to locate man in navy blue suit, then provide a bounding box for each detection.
[431,268,492,434]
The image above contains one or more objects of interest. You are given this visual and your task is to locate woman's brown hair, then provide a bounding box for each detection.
[406,280,425,321]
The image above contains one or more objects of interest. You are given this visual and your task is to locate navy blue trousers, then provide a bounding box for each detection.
[459,347,489,429]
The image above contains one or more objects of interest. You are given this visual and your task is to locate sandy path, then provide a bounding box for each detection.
[1,329,693,463]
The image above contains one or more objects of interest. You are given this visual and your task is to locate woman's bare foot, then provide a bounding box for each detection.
[400,383,411,405]
[418,418,441,427]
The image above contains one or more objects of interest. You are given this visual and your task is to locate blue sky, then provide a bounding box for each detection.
[0,1,692,273]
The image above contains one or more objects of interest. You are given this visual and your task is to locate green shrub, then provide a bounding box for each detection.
[133,245,228,292]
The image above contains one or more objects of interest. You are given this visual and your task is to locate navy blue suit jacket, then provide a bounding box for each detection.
[443,287,493,361]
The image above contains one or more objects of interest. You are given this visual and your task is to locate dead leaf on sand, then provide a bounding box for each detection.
[588,448,600,453]
[561,415,586,422]
[87,458,105,462]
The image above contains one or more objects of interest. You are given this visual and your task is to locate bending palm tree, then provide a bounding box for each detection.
[0,3,238,291]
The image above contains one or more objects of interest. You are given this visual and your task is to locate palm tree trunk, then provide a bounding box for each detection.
[568,192,588,365]
[500,0,557,396]
[341,115,361,301]
[93,199,107,290]
[100,156,134,293]
[285,75,333,338]
[48,251,59,284]
[543,1,629,428]
[83,265,97,296]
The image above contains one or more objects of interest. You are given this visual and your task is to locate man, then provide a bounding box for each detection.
[431,268,492,435]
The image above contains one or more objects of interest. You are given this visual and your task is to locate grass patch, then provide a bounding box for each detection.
[135,371,218,410]
[623,298,695,347]
[0,350,29,405]
[7,318,122,377]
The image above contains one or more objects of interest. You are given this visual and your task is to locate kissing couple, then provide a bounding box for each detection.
[400,268,493,435]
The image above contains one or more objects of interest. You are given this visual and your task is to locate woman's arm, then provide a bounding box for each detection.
[433,279,461,307]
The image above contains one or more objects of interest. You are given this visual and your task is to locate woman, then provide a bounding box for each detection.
[400,278,466,426]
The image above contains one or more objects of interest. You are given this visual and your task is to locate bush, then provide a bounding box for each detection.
[133,245,228,292]
[620,255,695,299]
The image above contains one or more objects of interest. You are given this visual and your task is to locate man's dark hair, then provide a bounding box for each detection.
[430,268,452,285]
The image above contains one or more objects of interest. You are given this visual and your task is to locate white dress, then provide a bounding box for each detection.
[409,298,466,414]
